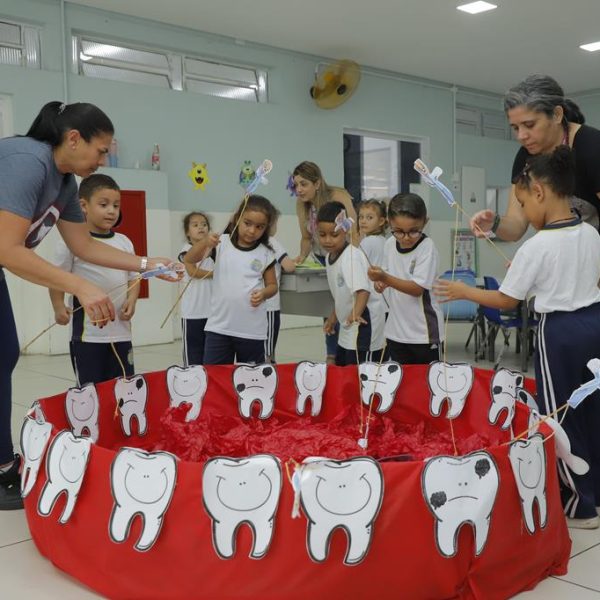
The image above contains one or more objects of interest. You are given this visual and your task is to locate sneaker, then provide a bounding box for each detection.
[566,515,600,530]
[0,455,24,511]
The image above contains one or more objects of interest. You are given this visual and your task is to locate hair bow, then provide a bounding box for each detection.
[286,173,297,197]
[334,209,355,233]
[413,159,455,207]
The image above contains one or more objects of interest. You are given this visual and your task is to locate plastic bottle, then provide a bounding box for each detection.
[151,143,160,171]
[108,138,118,168]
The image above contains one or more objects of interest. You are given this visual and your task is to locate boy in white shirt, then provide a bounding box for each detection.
[50,174,139,384]
[435,146,600,530]
[317,201,385,366]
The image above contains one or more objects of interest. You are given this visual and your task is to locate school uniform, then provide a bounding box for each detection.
[382,235,444,365]
[178,243,214,366]
[204,234,275,365]
[53,231,137,385]
[500,216,600,519]
[325,244,385,366]
[264,237,289,362]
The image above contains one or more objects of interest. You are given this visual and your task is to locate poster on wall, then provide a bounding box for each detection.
[451,229,478,274]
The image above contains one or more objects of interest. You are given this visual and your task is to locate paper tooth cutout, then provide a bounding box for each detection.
[422,451,499,558]
[358,361,402,413]
[202,454,282,559]
[233,364,278,419]
[567,358,600,409]
[166,364,208,422]
[299,457,384,566]
[114,375,148,436]
[295,361,327,416]
[428,362,474,419]
[489,368,523,430]
[528,409,589,475]
[20,416,52,497]
[65,383,99,442]
[109,447,178,552]
[509,434,547,534]
[38,431,92,524]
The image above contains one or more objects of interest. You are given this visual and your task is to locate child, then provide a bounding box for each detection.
[435,146,600,529]
[50,174,139,384]
[317,201,385,366]
[178,211,214,366]
[265,209,296,363]
[368,193,444,365]
[359,198,387,266]
[184,195,278,365]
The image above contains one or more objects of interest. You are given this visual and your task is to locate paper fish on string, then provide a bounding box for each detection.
[239,160,256,187]
[188,163,210,190]
[245,159,273,195]
[286,173,297,197]
[334,209,354,233]
[414,159,456,207]
[567,358,600,409]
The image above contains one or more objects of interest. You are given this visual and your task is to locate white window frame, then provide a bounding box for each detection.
[0,18,41,68]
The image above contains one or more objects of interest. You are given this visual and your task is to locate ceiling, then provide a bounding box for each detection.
[68,0,600,94]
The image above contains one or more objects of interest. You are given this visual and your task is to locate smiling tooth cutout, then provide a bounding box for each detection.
[37,431,92,524]
[509,434,547,534]
[114,375,148,436]
[20,416,52,497]
[202,454,282,559]
[295,361,327,416]
[489,369,523,430]
[109,448,177,552]
[233,364,278,419]
[299,457,383,565]
[422,451,499,558]
[428,362,474,419]
[358,362,402,414]
[166,365,207,422]
[65,383,99,442]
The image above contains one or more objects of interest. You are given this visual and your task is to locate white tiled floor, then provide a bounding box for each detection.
[2,324,600,598]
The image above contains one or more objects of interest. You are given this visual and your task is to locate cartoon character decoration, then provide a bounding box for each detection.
[20,415,52,498]
[202,454,282,559]
[358,362,402,413]
[508,434,547,534]
[286,172,296,196]
[428,362,474,419]
[188,162,210,190]
[38,431,92,524]
[422,451,500,558]
[114,375,148,437]
[232,364,278,419]
[239,160,256,188]
[295,361,327,416]
[489,368,522,430]
[166,365,208,422]
[109,448,178,552]
[65,383,100,442]
[297,457,384,566]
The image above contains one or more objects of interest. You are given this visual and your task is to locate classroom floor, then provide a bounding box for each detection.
[2,324,600,599]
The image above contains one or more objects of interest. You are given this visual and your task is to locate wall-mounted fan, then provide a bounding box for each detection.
[310,60,361,109]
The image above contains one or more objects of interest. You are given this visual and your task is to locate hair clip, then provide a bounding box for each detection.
[57,103,66,115]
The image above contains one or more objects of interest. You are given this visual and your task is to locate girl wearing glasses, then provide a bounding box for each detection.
[367,193,444,364]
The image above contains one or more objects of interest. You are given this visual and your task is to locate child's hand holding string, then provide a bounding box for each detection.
[433,279,469,303]
[53,304,71,326]
[367,265,386,282]
[345,313,367,327]
[119,297,136,321]
[250,289,266,307]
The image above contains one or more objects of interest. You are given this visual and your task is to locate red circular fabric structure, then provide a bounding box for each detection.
[23,364,570,599]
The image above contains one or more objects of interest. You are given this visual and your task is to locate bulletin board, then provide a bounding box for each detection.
[451,228,478,274]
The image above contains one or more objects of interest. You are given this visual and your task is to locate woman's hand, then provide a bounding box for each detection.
[470,210,496,238]
[146,258,185,282]
[432,279,469,303]
[74,280,115,327]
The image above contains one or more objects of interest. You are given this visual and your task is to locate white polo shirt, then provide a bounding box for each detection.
[265,236,289,312]
[178,243,214,320]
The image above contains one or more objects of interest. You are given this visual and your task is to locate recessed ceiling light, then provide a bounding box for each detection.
[580,41,600,52]
[457,2,497,14]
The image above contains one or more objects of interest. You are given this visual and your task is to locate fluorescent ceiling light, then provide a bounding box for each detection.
[580,41,600,52]
[457,2,497,14]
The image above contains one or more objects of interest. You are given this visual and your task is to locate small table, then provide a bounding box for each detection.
[280,268,333,318]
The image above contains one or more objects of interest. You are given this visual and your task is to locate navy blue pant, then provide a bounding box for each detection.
[0,278,19,464]
[386,339,442,365]
[203,331,265,365]
[336,347,384,366]
[265,310,281,363]
[182,318,208,366]
[70,340,134,386]
[535,303,600,518]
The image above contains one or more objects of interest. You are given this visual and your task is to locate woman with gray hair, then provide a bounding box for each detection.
[470,74,600,240]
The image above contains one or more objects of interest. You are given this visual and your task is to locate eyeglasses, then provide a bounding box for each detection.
[392,229,423,239]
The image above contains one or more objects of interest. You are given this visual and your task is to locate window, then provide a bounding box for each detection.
[456,104,509,140]
[71,35,267,102]
[0,19,40,68]
[343,131,424,202]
